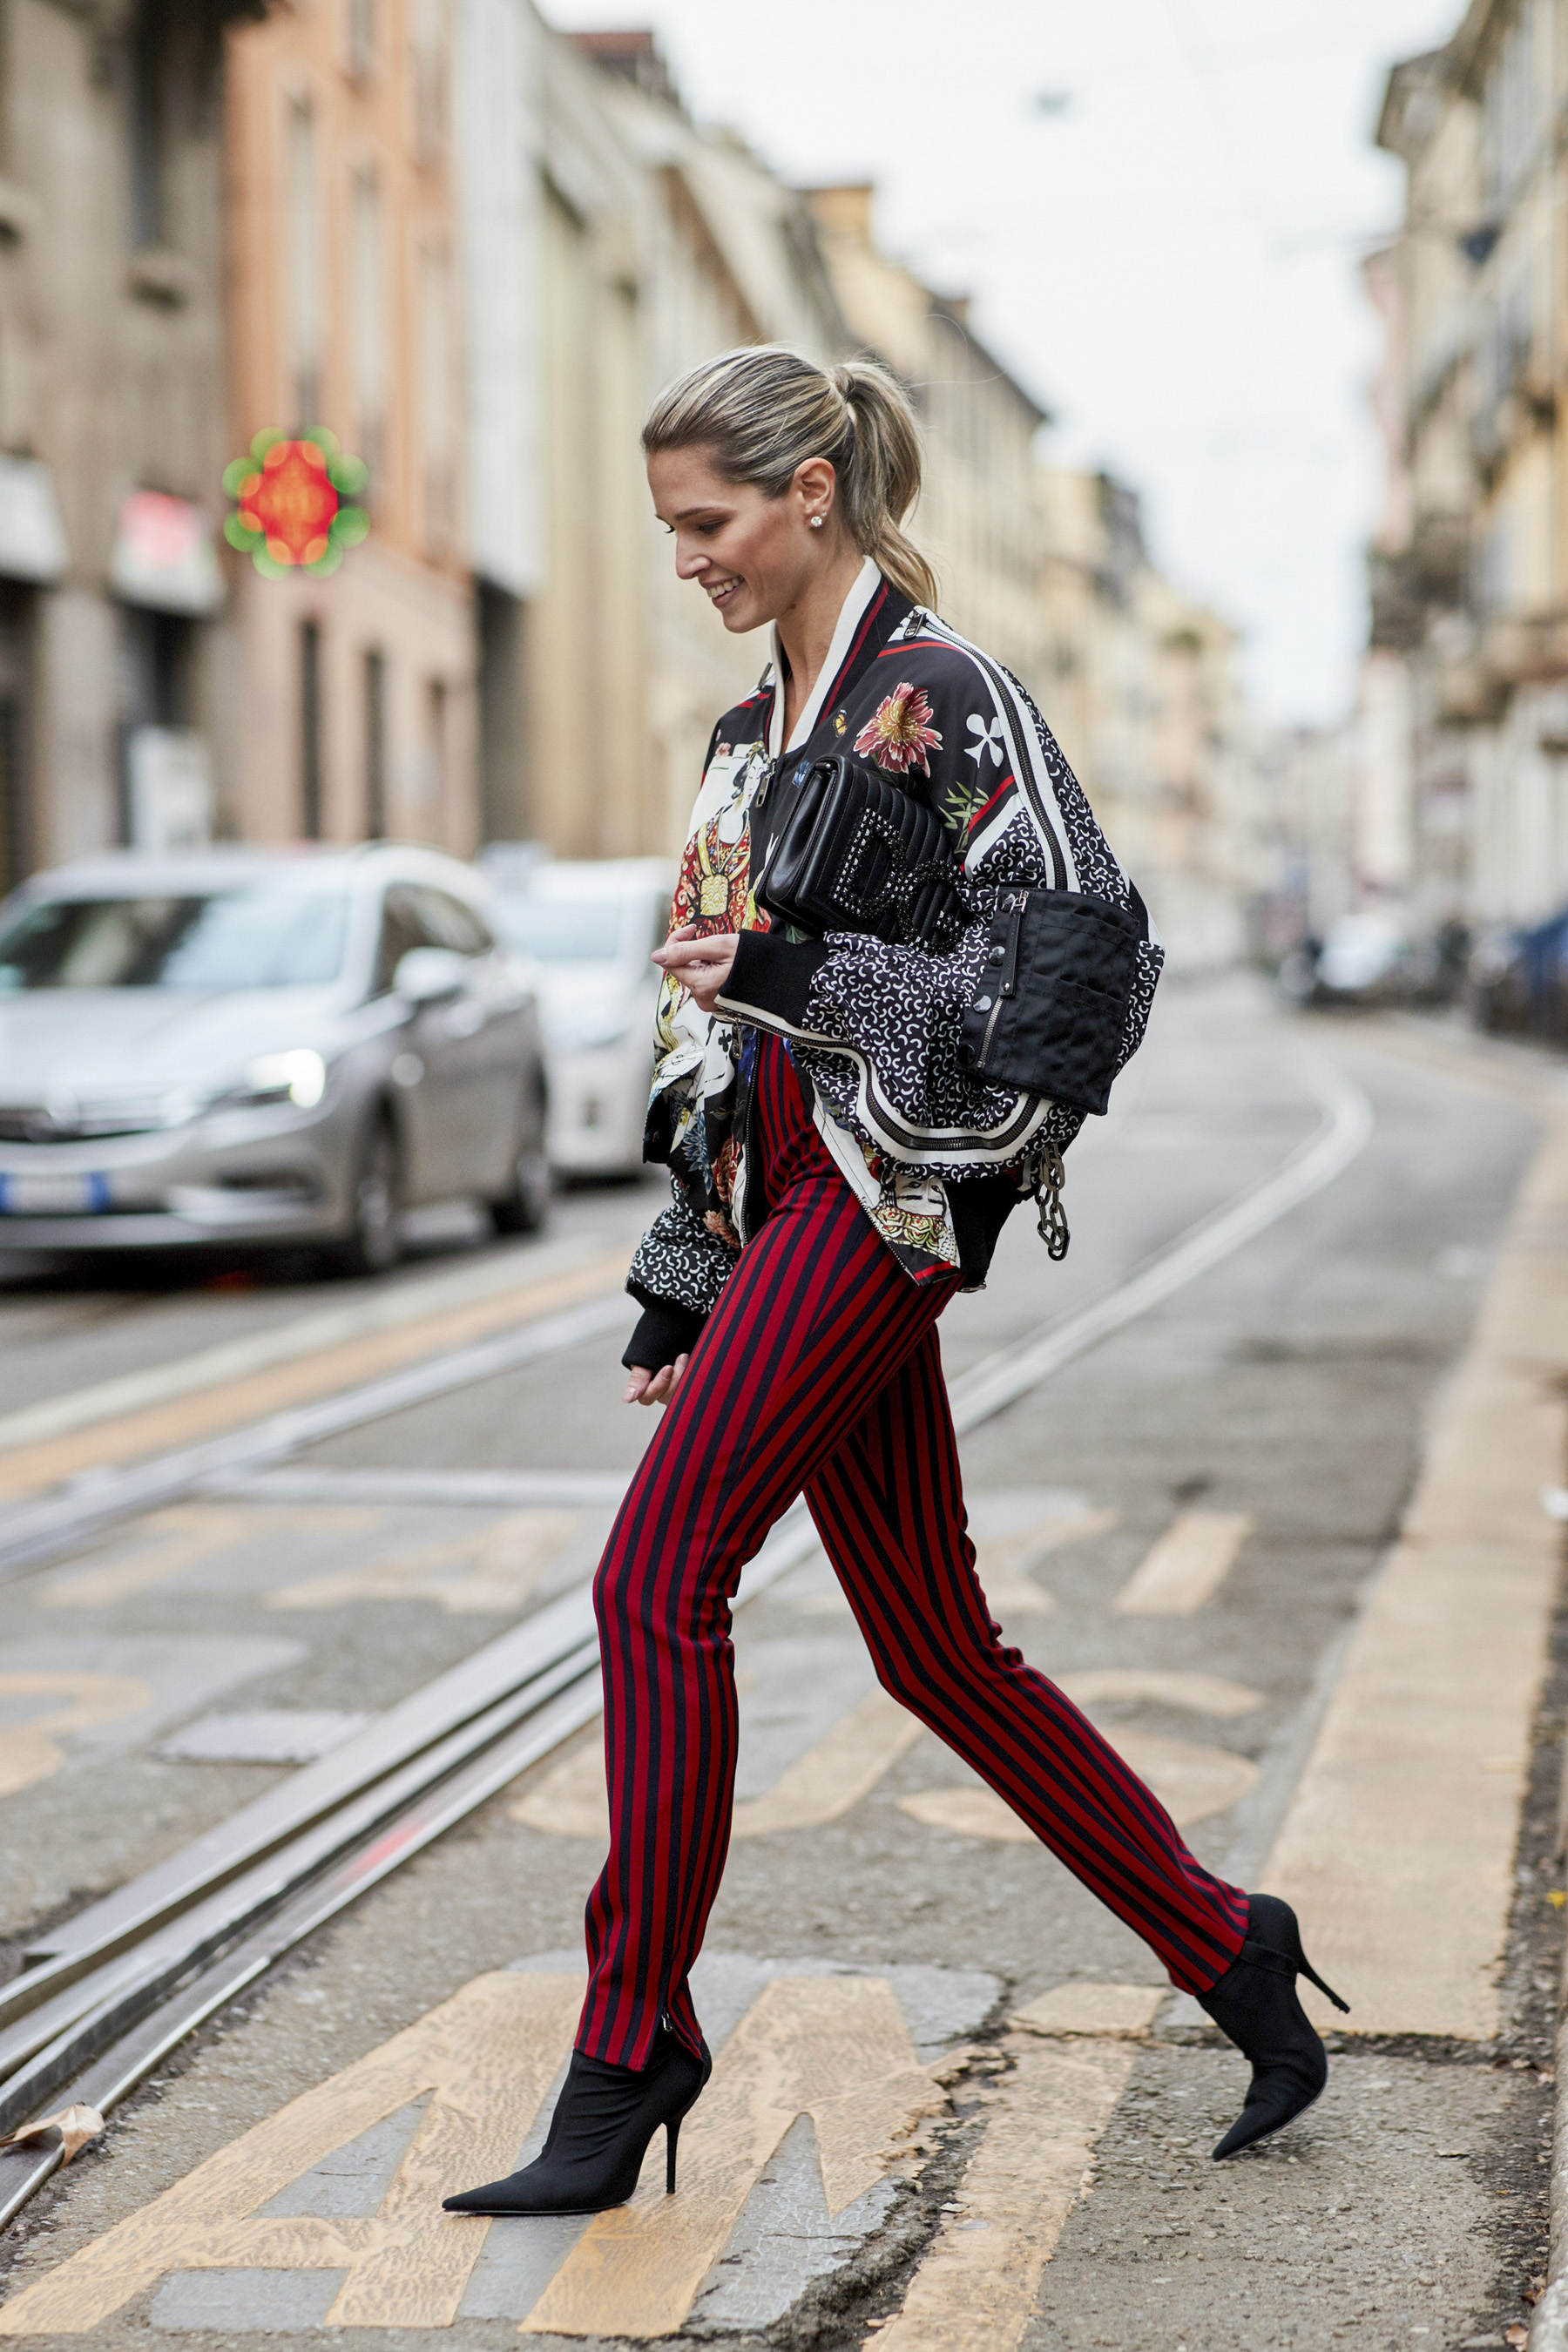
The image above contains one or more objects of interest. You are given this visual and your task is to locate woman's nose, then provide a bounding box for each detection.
[674,541,706,581]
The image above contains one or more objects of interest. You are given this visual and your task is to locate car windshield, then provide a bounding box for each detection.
[0,889,351,991]
[493,897,628,963]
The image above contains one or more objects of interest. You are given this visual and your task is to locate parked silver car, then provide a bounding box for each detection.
[0,844,550,1273]
[484,856,674,1179]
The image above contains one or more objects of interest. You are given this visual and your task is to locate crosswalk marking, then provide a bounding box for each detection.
[899,1732,1256,1840]
[870,2032,1134,2351]
[510,1690,922,1842]
[517,1975,939,2340]
[730,1691,921,1835]
[37,1504,380,1610]
[1010,1983,1164,2038]
[0,1669,152,1800]
[0,1973,583,2335]
[1111,1510,1253,1615]
[267,1509,583,1615]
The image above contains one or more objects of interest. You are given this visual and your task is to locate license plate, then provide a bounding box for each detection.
[0,1172,108,1214]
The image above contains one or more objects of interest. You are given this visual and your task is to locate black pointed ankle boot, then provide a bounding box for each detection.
[442,2023,712,2217]
[1198,1892,1348,2161]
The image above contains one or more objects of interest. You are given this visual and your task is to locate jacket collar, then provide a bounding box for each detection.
[764,561,916,761]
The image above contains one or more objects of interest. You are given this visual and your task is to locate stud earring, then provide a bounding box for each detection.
[810,514,825,529]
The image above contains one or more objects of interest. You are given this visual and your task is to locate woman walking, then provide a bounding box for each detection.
[444,346,1343,2219]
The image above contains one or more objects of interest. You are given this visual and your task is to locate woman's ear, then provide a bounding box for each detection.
[794,456,837,531]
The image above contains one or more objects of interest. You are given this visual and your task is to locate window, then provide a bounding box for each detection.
[0,889,350,991]
[363,646,387,840]
[373,882,441,994]
[347,0,376,79]
[127,1,169,249]
[420,246,456,550]
[301,619,323,839]
[410,0,446,161]
[414,887,493,956]
[287,96,321,426]
[351,166,385,492]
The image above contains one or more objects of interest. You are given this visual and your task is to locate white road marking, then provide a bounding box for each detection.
[0,1671,152,1800]
[1112,1510,1253,1615]
[267,1509,584,1615]
[870,2033,1135,2352]
[37,1504,380,1610]
[1266,1101,1568,2038]
[0,1973,585,2335]
[517,1977,941,2341]
[0,1234,625,1459]
[898,1730,1258,1840]
[1010,1984,1165,2039]
[511,1690,922,1843]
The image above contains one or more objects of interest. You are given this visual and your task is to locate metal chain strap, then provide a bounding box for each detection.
[1034,1141,1071,1261]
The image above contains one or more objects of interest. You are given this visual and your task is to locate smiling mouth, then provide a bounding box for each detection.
[706,575,742,607]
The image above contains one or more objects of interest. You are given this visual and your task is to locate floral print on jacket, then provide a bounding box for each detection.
[627,566,1162,1327]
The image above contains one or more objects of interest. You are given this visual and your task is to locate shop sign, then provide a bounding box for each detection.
[110,491,224,616]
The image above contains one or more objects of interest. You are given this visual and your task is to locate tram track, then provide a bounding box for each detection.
[0,1055,1371,2232]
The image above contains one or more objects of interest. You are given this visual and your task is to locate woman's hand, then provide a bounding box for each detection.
[622,1356,689,1408]
[653,924,739,1015]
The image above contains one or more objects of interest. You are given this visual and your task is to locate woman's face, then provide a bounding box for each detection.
[646,445,833,633]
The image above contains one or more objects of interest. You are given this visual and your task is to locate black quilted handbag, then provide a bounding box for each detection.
[956,886,1144,1118]
[754,752,963,948]
[754,750,1146,1120]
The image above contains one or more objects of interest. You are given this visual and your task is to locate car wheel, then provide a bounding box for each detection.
[489,1141,551,1235]
[325,1112,403,1277]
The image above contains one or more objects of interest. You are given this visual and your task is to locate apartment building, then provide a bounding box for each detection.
[0,0,251,890]
[1039,468,1255,968]
[223,0,477,851]
[1369,0,1568,935]
[804,183,1046,699]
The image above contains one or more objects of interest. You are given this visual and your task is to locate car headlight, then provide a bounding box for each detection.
[234,1050,328,1109]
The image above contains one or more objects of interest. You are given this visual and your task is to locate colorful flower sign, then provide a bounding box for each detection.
[222,429,370,578]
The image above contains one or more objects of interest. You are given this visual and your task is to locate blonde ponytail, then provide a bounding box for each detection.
[825,359,936,609]
[643,345,938,611]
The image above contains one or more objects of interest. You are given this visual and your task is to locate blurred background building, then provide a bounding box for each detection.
[0,0,254,895]
[1356,0,1568,1025]
[0,0,1266,982]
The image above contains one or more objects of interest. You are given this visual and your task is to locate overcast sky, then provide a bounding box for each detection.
[543,0,1468,727]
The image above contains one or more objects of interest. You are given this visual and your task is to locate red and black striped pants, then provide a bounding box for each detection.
[578,1035,1248,2066]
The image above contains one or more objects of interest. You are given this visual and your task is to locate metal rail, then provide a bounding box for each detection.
[0,1058,1372,2232]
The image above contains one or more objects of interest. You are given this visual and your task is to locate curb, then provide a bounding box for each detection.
[1531,1918,1568,2350]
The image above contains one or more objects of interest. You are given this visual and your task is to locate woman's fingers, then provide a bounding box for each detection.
[621,1354,691,1408]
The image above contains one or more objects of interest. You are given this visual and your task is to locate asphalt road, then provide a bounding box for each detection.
[0,974,1558,2352]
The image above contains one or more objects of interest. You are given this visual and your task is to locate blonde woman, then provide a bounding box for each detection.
[445,347,1344,2220]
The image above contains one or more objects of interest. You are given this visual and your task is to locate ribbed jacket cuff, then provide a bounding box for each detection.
[622,1294,706,1372]
[715,930,830,1031]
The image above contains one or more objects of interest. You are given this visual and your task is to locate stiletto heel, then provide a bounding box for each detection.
[442,2024,712,2216]
[1199,1892,1349,2161]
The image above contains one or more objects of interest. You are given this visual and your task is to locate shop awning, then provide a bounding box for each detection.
[0,456,67,584]
[109,490,224,615]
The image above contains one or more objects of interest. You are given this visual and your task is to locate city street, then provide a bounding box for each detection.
[0,975,1562,2351]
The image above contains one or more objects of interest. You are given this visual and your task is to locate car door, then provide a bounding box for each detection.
[371,883,460,1201]
[402,885,522,1196]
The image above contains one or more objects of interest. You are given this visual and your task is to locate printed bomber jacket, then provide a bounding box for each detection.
[625,558,1163,1362]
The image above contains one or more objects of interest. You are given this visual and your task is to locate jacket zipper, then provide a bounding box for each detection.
[978,892,1026,1064]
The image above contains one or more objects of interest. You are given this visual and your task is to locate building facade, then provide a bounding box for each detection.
[223,0,478,854]
[0,0,255,894]
[1038,467,1257,969]
[1369,0,1568,940]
